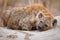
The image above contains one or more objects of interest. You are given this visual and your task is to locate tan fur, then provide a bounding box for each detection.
[6,4,56,31]
[0,18,4,27]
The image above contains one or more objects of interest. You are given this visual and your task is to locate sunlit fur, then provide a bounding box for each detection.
[6,4,57,31]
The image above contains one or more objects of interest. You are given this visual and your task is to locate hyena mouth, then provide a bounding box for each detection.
[36,24,50,31]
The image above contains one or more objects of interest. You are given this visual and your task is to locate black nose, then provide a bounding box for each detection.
[37,24,48,31]
[37,26,45,31]
[37,26,42,29]
[37,26,43,30]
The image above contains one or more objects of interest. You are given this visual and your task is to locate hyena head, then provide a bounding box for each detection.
[35,11,57,31]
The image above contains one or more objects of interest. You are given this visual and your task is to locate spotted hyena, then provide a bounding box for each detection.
[6,4,57,31]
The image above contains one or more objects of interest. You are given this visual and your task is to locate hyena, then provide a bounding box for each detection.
[6,4,57,31]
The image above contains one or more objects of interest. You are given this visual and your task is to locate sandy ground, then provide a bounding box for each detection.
[0,16,60,40]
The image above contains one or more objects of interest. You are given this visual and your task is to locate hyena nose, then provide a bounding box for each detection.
[37,23,48,30]
[38,26,42,29]
[37,25,44,31]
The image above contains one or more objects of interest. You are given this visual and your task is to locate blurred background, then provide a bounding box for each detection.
[0,0,60,16]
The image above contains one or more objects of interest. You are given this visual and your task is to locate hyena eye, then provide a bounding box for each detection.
[44,24,48,27]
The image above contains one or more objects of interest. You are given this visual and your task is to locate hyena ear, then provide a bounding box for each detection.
[52,19,57,27]
[38,12,44,18]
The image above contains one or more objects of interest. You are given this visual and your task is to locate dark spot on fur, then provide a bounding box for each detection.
[31,26,37,30]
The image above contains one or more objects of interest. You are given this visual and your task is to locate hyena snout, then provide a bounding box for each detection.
[36,21,48,31]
